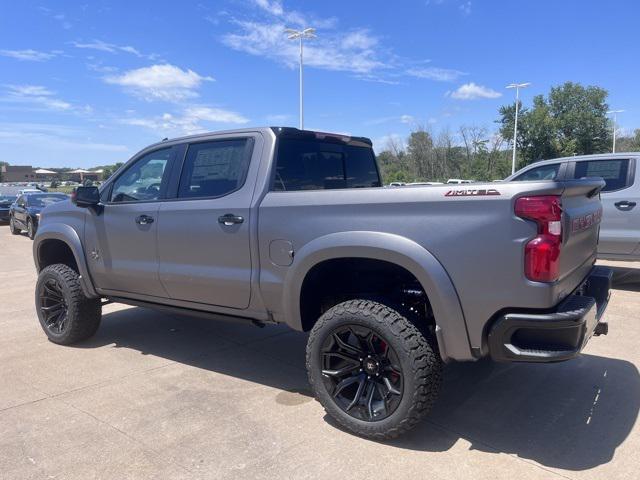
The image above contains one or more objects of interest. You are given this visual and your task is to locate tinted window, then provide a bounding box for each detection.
[513,163,560,181]
[178,139,251,198]
[273,138,380,191]
[573,159,630,192]
[111,149,171,203]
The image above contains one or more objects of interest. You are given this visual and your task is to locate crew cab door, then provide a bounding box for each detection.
[157,135,258,309]
[568,157,639,255]
[84,147,176,297]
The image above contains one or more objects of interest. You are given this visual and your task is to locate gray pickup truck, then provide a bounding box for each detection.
[32,127,612,439]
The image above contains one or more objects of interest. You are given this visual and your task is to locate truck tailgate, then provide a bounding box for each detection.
[557,178,605,288]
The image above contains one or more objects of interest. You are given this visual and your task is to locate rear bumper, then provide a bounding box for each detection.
[488,266,612,362]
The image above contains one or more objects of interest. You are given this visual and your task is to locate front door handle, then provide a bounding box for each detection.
[218,213,244,226]
[135,214,154,225]
[614,201,636,210]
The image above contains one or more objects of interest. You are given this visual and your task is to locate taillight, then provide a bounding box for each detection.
[515,195,562,282]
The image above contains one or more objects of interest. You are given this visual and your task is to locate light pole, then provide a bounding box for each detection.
[285,27,316,130]
[607,109,624,153]
[506,82,530,175]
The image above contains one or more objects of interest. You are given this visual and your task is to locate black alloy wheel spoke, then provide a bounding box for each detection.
[321,324,404,422]
[40,280,68,334]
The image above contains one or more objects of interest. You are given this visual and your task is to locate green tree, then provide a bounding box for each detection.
[497,82,612,168]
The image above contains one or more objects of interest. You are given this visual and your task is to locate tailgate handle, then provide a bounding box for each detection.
[615,201,636,210]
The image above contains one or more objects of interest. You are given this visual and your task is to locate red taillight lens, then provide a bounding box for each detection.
[515,195,562,282]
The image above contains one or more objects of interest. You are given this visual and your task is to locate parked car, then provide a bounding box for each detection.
[10,192,68,239]
[0,194,14,222]
[507,153,640,261]
[446,178,473,184]
[32,127,611,439]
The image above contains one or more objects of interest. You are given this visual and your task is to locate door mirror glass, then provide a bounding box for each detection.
[72,186,100,208]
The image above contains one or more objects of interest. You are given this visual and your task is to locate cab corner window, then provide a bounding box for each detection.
[110,148,172,203]
[272,138,381,191]
[513,163,560,181]
[573,159,630,192]
[178,139,252,199]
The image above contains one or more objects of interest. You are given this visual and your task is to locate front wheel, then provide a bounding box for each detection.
[306,299,443,439]
[35,264,102,345]
[9,216,20,235]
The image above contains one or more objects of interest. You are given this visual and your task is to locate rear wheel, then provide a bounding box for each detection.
[9,216,20,235]
[35,264,102,345]
[306,299,443,439]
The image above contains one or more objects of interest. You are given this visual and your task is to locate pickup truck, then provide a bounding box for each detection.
[507,153,640,261]
[32,127,612,439]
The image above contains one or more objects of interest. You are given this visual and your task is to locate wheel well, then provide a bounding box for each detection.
[37,239,78,273]
[299,258,434,332]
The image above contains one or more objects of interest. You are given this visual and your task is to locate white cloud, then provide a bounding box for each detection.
[72,40,158,60]
[105,64,214,102]
[3,84,73,111]
[459,1,472,15]
[400,114,414,124]
[223,22,384,74]
[406,66,467,82]
[0,49,57,61]
[449,82,502,100]
[122,106,249,136]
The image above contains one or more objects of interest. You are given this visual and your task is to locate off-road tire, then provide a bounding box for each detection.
[306,299,443,439]
[35,264,102,345]
[9,216,20,235]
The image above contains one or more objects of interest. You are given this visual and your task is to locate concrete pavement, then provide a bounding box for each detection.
[1,227,639,480]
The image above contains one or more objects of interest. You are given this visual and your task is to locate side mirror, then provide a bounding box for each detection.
[72,186,101,209]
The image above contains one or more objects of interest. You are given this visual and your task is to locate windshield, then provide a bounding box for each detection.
[26,194,67,208]
[0,195,15,203]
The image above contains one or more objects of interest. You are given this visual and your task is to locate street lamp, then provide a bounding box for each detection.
[607,110,624,153]
[506,82,531,175]
[285,27,316,130]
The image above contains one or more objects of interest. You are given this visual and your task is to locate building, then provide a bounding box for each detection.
[1,165,36,182]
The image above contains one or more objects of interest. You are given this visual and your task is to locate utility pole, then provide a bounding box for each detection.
[285,28,316,130]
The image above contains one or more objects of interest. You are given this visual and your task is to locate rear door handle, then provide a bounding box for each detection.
[614,201,636,210]
[135,214,154,225]
[218,213,244,226]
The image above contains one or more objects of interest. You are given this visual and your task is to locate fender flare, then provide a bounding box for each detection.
[33,223,99,298]
[282,231,474,362]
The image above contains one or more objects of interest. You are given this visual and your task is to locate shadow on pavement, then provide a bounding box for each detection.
[87,306,638,472]
[609,264,640,292]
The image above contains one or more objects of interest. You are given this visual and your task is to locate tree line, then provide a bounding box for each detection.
[378,82,640,184]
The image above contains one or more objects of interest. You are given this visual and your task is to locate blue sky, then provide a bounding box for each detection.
[1,0,638,168]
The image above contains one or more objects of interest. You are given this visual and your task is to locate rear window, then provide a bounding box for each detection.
[513,163,560,181]
[273,138,381,191]
[27,194,67,207]
[572,159,631,192]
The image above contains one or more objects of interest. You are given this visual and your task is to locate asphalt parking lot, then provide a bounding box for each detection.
[1,227,639,480]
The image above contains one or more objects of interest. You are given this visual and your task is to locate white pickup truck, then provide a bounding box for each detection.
[509,153,640,261]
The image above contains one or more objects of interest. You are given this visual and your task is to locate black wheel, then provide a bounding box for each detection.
[9,215,20,235]
[27,218,36,240]
[306,299,443,439]
[35,264,102,345]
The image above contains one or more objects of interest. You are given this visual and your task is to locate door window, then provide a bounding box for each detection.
[513,163,560,181]
[572,159,631,192]
[110,149,172,203]
[177,139,252,198]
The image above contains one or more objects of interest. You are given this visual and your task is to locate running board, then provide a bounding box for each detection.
[107,296,272,328]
